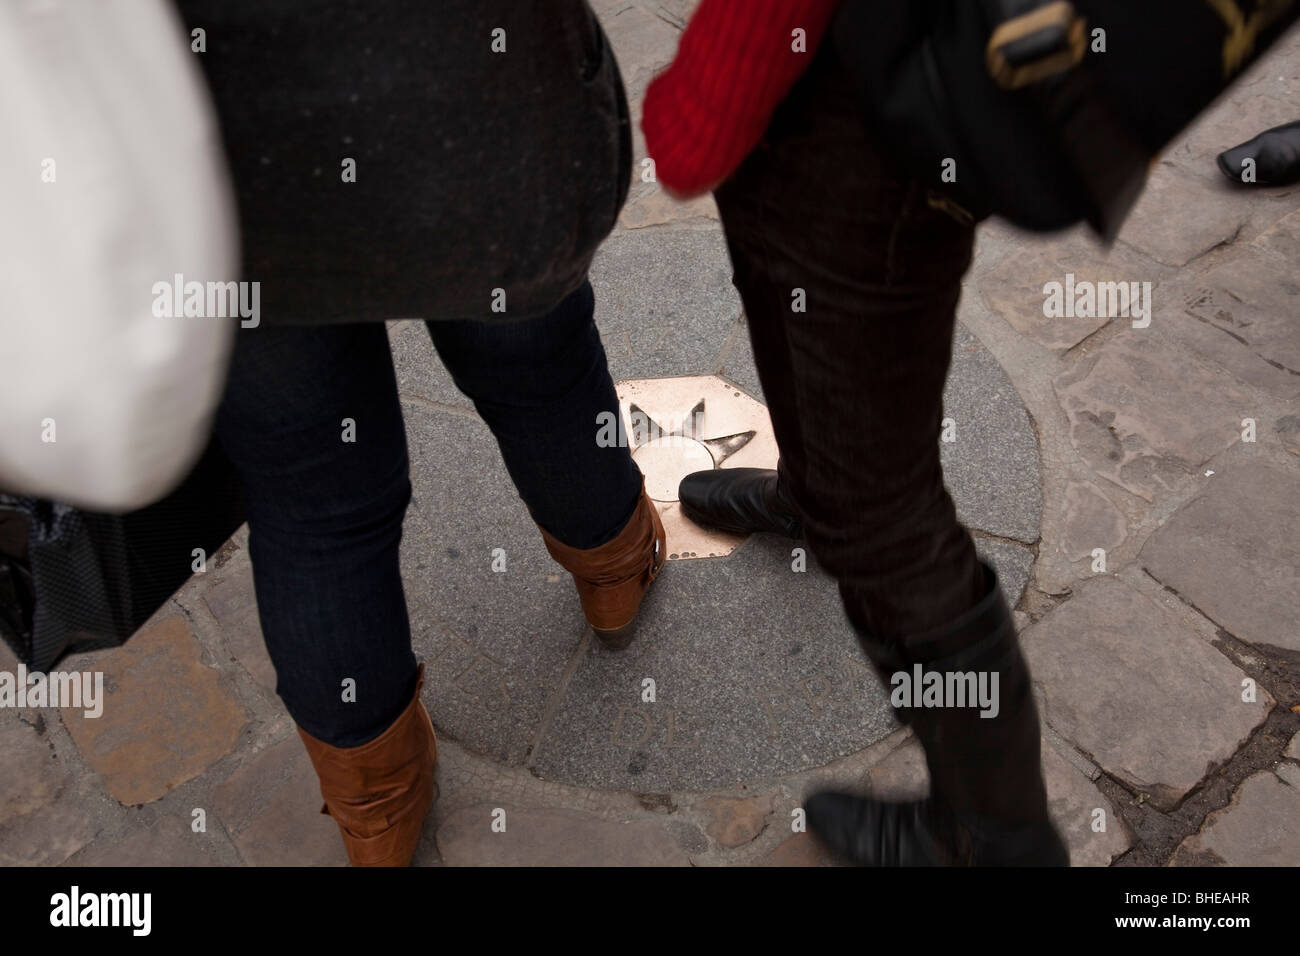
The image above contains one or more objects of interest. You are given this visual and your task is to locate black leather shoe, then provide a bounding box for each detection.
[806,791,1068,867]
[805,793,972,866]
[1217,120,1300,186]
[678,467,803,538]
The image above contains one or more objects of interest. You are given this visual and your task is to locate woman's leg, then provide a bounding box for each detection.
[214,322,418,747]
[427,280,664,643]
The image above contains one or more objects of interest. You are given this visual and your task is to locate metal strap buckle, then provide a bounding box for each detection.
[986,1,1088,90]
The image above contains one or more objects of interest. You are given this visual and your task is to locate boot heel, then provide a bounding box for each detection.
[540,479,667,648]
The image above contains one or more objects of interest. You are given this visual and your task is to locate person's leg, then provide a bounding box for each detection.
[426,279,664,644]
[214,322,435,865]
[426,280,641,548]
[712,43,1065,865]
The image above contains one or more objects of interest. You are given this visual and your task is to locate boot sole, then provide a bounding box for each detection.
[593,621,637,650]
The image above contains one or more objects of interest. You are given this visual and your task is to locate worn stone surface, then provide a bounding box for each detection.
[1170,771,1300,867]
[1057,480,1128,562]
[1053,331,1256,500]
[619,182,719,231]
[595,0,680,98]
[979,238,1151,351]
[1250,206,1300,265]
[698,794,772,848]
[0,798,98,866]
[1141,462,1300,653]
[761,832,845,867]
[203,564,277,693]
[60,617,248,807]
[1277,414,1300,457]
[1287,733,1300,761]
[69,814,239,867]
[1021,576,1272,809]
[1041,742,1132,867]
[0,718,65,826]
[436,805,690,866]
[1170,255,1300,400]
[1115,161,1251,268]
[213,735,349,867]
[1277,762,1300,790]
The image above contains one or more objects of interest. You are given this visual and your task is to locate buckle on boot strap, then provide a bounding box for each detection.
[987,1,1087,90]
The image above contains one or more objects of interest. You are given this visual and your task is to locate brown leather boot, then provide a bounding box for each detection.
[539,480,666,648]
[297,663,438,866]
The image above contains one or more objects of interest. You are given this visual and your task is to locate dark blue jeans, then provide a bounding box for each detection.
[215,280,641,746]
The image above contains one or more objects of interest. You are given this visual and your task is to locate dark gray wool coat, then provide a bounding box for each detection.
[172,0,631,325]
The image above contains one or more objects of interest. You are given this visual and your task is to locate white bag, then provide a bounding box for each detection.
[0,0,238,512]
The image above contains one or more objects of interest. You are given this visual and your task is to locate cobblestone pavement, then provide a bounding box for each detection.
[2,2,1297,866]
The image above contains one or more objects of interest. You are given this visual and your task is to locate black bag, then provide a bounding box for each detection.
[834,0,1300,239]
[0,439,244,672]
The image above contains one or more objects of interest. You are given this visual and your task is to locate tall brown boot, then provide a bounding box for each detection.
[539,479,666,648]
[297,662,438,866]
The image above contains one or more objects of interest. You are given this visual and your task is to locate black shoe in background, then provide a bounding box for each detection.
[1218,120,1300,187]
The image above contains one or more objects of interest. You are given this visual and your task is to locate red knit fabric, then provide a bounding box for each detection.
[642,0,841,198]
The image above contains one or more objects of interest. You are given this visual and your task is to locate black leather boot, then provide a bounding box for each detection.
[1217,120,1300,187]
[677,467,803,537]
[807,562,1069,866]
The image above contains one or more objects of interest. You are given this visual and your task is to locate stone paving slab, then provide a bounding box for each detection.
[213,734,349,867]
[1250,206,1300,264]
[1055,478,1129,564]
[67,814,240,868]
[1053,330,1257,501]
[1170,254,1300,401]
[1169,770,1300,867]
[202,568,277,693]
[1020,574,1273,810]
[435,805,690,866]
[978,234,1166,352]
[1115,160,1252,268]
[0,716,63,828]
[760,832,845,867]
[0,797,98,867]
[1277,762,1300,789]
[59,616,248,807]
[697,794,773,848]
[1141,462,1300,653]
